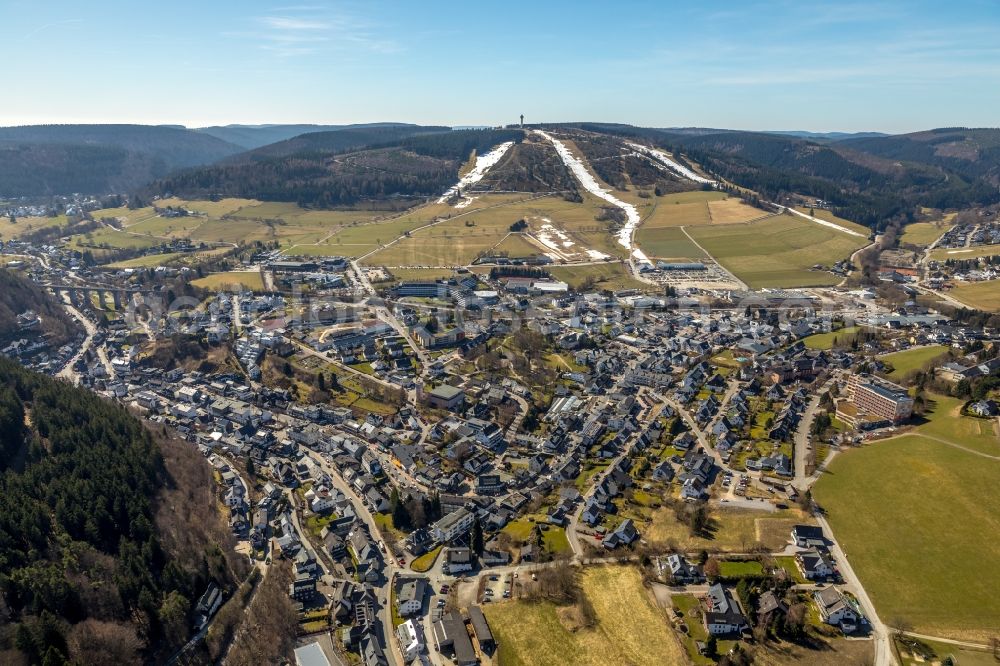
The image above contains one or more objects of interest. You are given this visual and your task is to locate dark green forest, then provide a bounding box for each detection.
[0,358,243,665]
[149,129,523,207]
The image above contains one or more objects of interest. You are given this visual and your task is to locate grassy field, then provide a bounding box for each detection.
[547,263,648,291]
[813,434,1000,640]
[900,221,953,247]
[68,228,164,250]
[949,279,1000,312]
[895,636,996,666]
[687,212,868,288]
[930,245,1000,262]
[362,193,625,266]
[915,394,1000,456]
[104,252,184,268]
[0,215,71,240]
[191,271,265,292]
[634,225,707,260]
[878,345,950,380]
[484,566,685,666]
[792,207,871,235]
[646,507,812,552]
[801,326,862,350]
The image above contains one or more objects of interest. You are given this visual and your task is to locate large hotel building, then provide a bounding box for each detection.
[838,374,914,426]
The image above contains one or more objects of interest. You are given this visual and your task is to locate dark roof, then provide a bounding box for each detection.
[468,605,494,644]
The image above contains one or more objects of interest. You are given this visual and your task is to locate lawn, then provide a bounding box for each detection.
[800,326,861,350]
[502,519,538,542]
[541,526,571,555]
[410,545,442,573]
[949,279,1000,312]
[813,434,1000,641]
[878,345,950,380]
[717,560,764,577]
[484,566,685,666]
[687,212,867,288]
[639,190,728,228]
[646,507,812,552]
[191,271,266,292]
[773,556,807,584]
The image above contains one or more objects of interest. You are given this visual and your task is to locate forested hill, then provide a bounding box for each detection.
[0,269,79,348]
[0,358,246,665]
[837,127,1000,185]
[231,124,451,161]
[649,129,1000,230]
[0,124,242,197]
[196,122,440,151]
[150,128,524,208]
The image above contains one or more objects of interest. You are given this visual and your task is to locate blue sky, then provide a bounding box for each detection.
[3,0,999,133]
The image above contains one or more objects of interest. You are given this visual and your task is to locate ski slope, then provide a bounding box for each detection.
[627,142,715,184]
[535,130,652,265]
[437,141,515,205]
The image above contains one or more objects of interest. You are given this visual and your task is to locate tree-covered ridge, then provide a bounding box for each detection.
[0,269,79,348]
[149,129,523,208]
[0,124,242,197]
[0,358,242,665]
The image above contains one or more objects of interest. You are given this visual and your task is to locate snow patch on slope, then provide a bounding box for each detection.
[437,141,515,205]
[534,130,651,265]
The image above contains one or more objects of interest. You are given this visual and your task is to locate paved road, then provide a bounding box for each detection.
[814,512,895,666]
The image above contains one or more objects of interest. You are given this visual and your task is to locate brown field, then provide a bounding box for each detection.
[646,507,814,552]
[949,279,1000,312]
[484,565,685,666]
[706,198,772,224]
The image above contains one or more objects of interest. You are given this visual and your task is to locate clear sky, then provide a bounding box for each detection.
[3,0,999,133]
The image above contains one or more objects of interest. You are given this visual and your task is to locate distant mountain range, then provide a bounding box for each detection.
[3,121,1000,233]
[192,122,428,150]
[0,124,242,197]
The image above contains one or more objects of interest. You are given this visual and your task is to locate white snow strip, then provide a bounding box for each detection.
[782,206,866,238]
[535,130,649,264]
[627,142,715,185]
[437,141,515,205]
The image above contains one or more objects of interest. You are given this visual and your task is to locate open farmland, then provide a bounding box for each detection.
[640,190,767,228]
[900,220,953,246]
[948,279,1000,312]
[0,215,70,240]
[191,270,265,292]
[686,213,868,288]
[362,192,624,267]
[813,432,1000,641]
[483,566,685,666]
[634,225,706,260]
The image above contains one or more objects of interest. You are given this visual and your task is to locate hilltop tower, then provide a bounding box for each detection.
[520,114,524,128]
